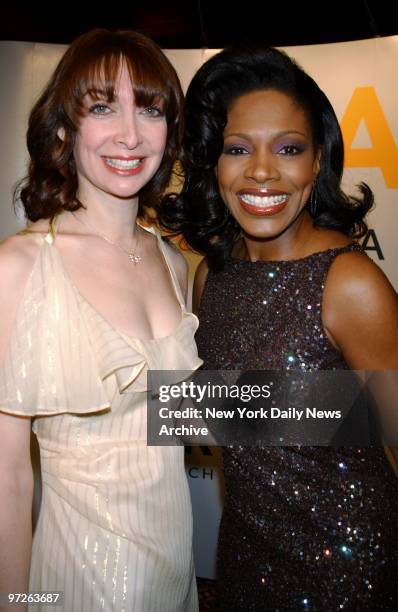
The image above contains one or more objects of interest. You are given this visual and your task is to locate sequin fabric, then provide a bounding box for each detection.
[196,243,398,611]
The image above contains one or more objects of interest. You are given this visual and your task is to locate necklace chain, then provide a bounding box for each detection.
[72,212,142,263]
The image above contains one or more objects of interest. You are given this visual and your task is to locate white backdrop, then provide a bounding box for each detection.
[1,36,397,578]
[1,38,397,284]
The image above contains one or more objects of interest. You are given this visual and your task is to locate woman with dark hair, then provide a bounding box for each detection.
[162,45,398,610]
[0,29,201,611]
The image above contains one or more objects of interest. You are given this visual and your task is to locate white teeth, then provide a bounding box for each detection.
[240,193,288,207]
[105,158,141,169]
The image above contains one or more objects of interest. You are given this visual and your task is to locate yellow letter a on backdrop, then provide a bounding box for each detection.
[341,87,398,189]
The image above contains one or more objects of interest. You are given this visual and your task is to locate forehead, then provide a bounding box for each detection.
[108,64,133,95]
[226,89,311,135]
[82,61,132,93]
[76,56,166,104]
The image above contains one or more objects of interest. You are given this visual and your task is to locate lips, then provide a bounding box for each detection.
[237,189,290,216]
[102,156,145,176]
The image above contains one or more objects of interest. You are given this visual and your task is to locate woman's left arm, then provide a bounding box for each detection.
[322,250,398,464]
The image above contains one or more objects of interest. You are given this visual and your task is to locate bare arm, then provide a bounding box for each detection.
[0,413,33,611]
[0,235,37,610]
[192,257,209,316]
[323,251,398,466]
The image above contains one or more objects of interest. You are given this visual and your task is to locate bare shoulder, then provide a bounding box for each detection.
[192,257,209,315]
[323,248,398,368]
[324,249,396,305]
[194,256,209,286]
[0,232,41,293]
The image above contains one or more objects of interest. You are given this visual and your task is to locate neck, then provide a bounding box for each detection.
[72,193,141,243]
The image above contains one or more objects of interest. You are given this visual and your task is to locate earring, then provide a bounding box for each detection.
[310,182,318,216]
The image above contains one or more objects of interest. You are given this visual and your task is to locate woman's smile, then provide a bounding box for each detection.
[102,155,146,175]
[237,188,290,216]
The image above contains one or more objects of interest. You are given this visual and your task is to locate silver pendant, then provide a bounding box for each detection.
[128,253,142,263]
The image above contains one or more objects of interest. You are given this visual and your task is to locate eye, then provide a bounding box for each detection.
[277,144,305,156]
[141,106,165,118]
[222,145,250,155]
[89,102,112,115]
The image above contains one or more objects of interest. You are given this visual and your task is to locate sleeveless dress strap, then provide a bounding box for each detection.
[157,236,186,309]
[16,215,59,245]
[44,215,59,244]
[140,225,186,309]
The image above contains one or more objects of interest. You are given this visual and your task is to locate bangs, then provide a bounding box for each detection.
[66,50,172,119]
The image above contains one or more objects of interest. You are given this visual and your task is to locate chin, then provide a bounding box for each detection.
[106,180,146,197]
[238,219,281,237]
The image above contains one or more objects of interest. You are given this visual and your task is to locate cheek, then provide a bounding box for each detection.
[216,158,238,193]
[72,136,84,166]
[73,126,99,157]
[287,160,317,189]
[73,130,101,176]
[149,122,168,153]
[216,167,229,202]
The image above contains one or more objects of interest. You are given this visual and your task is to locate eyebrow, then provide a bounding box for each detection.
[224,130,308,139]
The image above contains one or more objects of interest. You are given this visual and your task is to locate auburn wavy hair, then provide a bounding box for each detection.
[15,28,184,222]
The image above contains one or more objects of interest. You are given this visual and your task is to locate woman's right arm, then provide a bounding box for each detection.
[0,236,37,610]
[0,413,33,607]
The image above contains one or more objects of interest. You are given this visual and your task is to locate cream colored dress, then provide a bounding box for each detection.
[0,223,202,612]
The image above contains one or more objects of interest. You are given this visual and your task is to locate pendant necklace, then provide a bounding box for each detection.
[72,212,142,264]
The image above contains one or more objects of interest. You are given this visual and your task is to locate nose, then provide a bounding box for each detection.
[115,111,142,149]
[244,151,280,184]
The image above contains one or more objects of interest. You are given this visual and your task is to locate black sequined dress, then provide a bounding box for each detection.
[195,243,398,611]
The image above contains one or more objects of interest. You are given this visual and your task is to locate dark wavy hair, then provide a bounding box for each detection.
[15,28,184,223]
[160,44,373,269]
